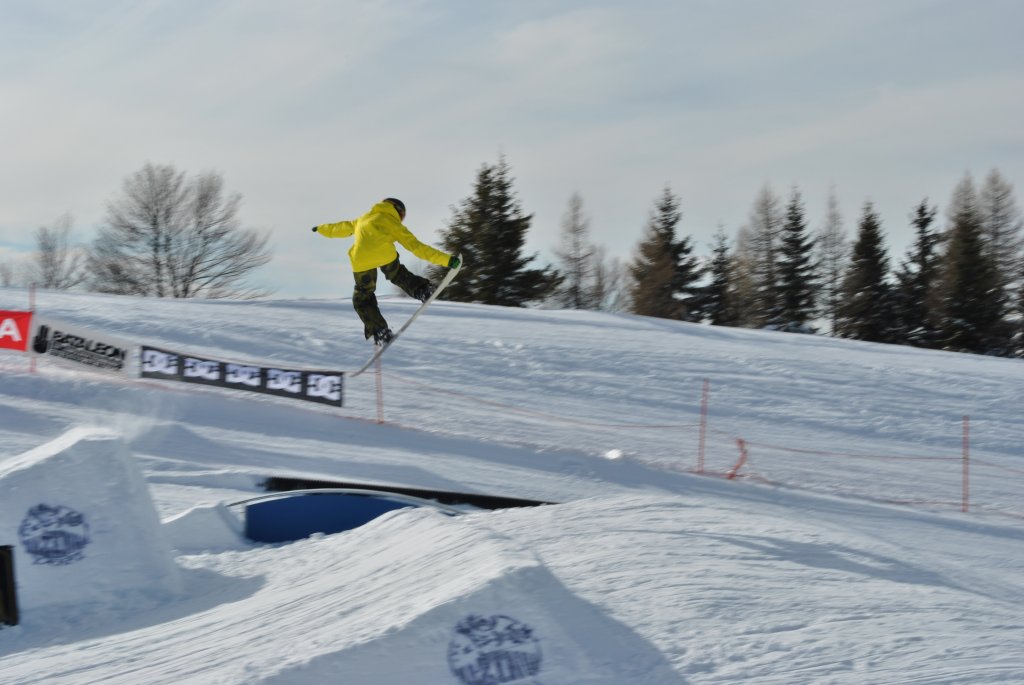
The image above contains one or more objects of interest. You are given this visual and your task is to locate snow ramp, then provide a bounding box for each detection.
[255,507,685,685]
[0,428,181,612]
[0,504,684,684]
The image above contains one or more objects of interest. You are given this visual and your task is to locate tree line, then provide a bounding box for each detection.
[4,158,1022,358]
[430,156,1024,359]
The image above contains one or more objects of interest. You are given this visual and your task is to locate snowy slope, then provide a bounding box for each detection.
[1,287,1023,684]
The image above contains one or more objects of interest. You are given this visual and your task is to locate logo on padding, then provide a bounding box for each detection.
[448,614,542,685]
[18,504,91,566]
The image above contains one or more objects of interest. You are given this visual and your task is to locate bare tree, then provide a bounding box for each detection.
[590,244,630,312]
[728,224,761,327]
[0,260,15,288]
[27,213,86,290]
[88,163,272,298]
[552,193,597,309]
[979,168,1023,297]
[744,184,785,326]
[814,186,848,335]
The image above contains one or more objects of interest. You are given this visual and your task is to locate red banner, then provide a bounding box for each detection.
[0,310,33,352]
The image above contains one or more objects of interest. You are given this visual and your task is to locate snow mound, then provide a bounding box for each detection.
[0,505,682,684]
[254,507,684,685]
[128,421,230,462]
[0,428,182,611]
[161,503,249,553]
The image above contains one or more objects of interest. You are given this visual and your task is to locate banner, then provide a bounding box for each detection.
[140,346,343,407]
[30,317,130,374]
[0,311,32,352]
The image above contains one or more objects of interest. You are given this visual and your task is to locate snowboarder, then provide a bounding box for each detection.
[312,198,460,345]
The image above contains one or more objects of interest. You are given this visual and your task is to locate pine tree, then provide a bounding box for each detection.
[629,191,681,319]
[628,186,704,321]
[936,175,1008,354]
[890,200,941,348]
[775,187,817,332]
[836,202,892,342]
[814,187,847,336]
[432,156,559,306]
[704,228,738,326]
[673,232,705,323]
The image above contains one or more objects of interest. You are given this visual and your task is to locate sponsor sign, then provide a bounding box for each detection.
[18,504,91,566]
[140,345,343,407]
[31,317,130,373]
[0,310,32,352]
[448,614,543,685]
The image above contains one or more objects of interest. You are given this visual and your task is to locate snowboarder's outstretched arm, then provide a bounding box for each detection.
[392,223,452,268]
[312,221,355,238]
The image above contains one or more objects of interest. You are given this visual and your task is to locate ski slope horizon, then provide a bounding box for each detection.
[1,287,1023,684]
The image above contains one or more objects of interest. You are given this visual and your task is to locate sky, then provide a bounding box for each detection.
[1,0,1023,297]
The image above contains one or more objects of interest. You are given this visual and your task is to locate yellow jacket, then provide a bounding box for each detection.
[315,201,451,272]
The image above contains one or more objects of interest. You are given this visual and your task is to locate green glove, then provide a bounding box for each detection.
[448,255,461,269]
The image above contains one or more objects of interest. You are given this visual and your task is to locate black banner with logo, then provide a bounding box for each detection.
[31,317,130,374]
[140,346,343,407]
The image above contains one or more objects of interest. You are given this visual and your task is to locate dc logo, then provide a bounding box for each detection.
[18,504,91,566]
[447,614,542,685]
[142,349,178,375]
[183,357,221,381]
[307,373,342,401]
[266,369,302,393]
[226,363,261,387]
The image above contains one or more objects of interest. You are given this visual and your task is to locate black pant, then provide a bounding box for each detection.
[352,258,430,339]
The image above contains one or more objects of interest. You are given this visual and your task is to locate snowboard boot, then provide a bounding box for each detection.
[413,283,435,303]
[372,328,394,347]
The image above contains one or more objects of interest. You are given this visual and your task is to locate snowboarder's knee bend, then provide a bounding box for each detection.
[380,258,404,282]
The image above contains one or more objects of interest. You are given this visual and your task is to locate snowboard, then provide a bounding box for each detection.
[349,256,462,377]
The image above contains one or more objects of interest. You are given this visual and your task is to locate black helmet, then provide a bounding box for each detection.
[383,198,406,218]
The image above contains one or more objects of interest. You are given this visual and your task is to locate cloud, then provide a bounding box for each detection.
[1,1,1022,296]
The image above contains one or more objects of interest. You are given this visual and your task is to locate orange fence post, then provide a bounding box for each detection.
[728,438,748,480]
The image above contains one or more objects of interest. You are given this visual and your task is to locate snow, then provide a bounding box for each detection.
[0,429,182,610]
[1,287,1023,684]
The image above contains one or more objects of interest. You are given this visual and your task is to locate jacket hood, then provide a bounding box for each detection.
[371,201,401,220]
